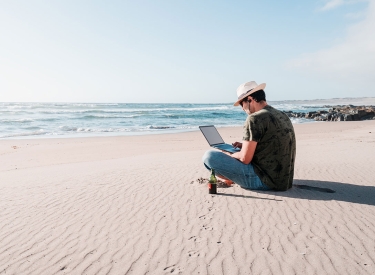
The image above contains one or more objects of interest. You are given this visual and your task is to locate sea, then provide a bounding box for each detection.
[1,98,374,139]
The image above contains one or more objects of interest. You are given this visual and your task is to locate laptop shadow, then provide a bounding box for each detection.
[254,179,375,207]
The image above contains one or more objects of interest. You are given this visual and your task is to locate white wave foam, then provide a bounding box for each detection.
[289,117,317,124]
[82,114,139,119]
[147,125,175,130]
[1,118,34,123]
[59,126,78,131]
[0,129,46,138]
[58,126,131,133]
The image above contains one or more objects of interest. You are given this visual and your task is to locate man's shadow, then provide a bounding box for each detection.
[260,179,375,206]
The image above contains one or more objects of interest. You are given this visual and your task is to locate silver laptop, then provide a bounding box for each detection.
[199,125,240,154]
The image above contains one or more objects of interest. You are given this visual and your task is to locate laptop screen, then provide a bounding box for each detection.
[199,126,225,146]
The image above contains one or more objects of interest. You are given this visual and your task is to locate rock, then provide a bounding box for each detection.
[305,112,316,118]
[285,105,375,122]
[358,110,367,118]
[361,114,375,120]
[344,114,353,121]
[352,114,358,121]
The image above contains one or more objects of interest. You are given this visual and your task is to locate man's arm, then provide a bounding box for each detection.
[230,140,257,164]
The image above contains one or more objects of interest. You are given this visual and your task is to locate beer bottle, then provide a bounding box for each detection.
[208,169,217,194]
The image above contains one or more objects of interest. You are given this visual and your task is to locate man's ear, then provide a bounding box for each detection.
[249,96,257,103]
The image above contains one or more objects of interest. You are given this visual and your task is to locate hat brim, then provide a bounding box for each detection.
[233,83,266,106]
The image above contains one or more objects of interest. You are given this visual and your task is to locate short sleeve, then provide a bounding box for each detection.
[242,116,251,141]
[247,115,265,142]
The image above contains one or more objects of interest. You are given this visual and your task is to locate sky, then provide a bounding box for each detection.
[0,0,374,103]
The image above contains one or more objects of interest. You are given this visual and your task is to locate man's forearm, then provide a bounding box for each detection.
[229,140,257,165]
[230,151,246,163]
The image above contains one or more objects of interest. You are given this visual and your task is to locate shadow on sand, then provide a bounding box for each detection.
[217,193,283,201]
[258,179,375,207]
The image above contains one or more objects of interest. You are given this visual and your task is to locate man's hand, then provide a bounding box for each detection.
[232,142,242,149]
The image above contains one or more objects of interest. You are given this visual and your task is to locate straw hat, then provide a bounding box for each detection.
[233,81,266,106]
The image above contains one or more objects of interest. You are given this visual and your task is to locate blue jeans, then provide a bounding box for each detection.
[202,150,271,191]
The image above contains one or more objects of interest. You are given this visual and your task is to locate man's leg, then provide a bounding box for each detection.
[202,150,271,190]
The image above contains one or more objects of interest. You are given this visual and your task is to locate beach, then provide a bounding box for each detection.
[1,120,375,274]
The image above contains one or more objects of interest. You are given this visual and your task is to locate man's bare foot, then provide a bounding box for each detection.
[217,176,234,186]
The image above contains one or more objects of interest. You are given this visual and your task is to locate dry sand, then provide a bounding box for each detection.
[1,120,375,275]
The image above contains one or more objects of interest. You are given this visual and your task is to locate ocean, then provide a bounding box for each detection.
[0,99,373,139]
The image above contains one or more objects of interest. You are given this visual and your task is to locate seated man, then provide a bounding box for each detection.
[202,81,296,191]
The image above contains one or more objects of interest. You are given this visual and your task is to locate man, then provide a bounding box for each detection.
[202,81,296,191]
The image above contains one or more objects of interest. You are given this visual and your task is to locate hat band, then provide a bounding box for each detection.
[238,88,253,100]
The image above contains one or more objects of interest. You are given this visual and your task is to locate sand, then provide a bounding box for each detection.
[1,120,375,275]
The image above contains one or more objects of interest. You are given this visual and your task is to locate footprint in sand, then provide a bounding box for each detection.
[188,250,204,257]
[199,215,207,220]
[201,224,213,231]
[188,236,203,243]
[164,264,183,274]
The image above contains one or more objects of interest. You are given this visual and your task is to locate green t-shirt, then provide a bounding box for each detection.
[243,105,296,191]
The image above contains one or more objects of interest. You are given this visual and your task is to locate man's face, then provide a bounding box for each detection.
[240,96,254,115]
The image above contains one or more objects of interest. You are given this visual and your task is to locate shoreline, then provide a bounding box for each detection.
[0,127,201,140]
[1,120,374,173]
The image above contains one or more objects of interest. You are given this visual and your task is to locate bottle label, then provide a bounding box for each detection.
[208,183,212,189]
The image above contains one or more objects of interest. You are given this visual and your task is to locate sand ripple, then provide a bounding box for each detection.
[1,122,375,274]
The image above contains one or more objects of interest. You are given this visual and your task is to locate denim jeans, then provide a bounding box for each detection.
[202,150,271,191]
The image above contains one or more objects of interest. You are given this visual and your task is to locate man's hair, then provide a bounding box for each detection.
[249,89,266,102]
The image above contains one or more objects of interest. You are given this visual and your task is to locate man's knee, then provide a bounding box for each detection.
[202,150,221,168]
[202,150,212,165]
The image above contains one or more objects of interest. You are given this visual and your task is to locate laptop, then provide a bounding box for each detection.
[199,125,240,154]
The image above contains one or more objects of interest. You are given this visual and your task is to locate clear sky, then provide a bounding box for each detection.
[1,0,374,103]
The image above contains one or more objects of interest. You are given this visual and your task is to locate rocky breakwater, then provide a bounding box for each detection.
[285,105,375,122]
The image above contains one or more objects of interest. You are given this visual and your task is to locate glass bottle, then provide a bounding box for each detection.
[208,169,217,194]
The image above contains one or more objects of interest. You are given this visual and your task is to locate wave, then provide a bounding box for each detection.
[0,129,47,138]
[1,117,59,123]
[80,114,139,119]
[58,126,131,133]
[1,118,34,123]
[289,117,317,124]
[147,125,175,130]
